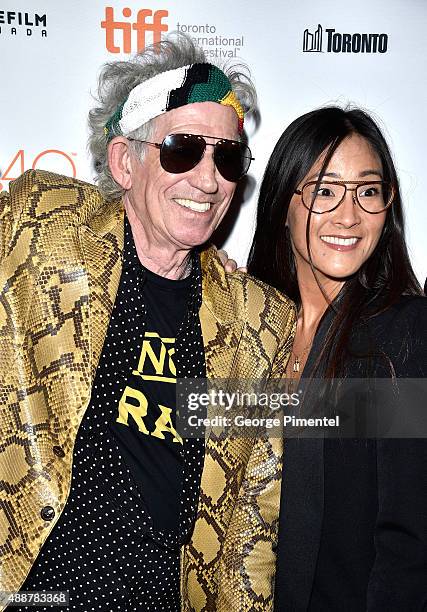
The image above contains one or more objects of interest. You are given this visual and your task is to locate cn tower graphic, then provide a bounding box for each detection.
[303,24,323,52]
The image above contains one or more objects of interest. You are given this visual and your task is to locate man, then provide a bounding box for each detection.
[0,36,295,611]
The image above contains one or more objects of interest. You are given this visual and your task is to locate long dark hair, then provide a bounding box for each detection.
[247,106,422,377]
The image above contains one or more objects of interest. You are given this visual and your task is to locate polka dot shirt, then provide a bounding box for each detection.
[19,217,206,611]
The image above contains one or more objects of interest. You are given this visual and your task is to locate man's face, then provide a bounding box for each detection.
[125,102,240,250]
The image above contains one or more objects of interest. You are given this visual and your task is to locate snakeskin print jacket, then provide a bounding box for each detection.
[0,170,295,611]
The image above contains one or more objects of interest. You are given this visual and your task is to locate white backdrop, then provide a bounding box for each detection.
[1,0,426,281]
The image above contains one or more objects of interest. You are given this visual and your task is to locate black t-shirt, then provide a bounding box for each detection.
[109,266,192,533]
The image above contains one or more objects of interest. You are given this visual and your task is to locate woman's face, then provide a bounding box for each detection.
[287,134,388,284]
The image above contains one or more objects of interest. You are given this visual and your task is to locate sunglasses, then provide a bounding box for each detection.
[127,133,254,183]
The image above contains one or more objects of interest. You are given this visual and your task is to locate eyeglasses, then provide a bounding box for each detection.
[127,133,254,183]
[295,180,394,214]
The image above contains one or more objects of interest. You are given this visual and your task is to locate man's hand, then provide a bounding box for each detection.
[217,249,247,273]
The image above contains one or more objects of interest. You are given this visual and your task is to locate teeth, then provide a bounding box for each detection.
[174,198,211,212]
[321,236,359,246]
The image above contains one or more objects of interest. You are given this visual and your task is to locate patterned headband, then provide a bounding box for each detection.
[104,63,245,141]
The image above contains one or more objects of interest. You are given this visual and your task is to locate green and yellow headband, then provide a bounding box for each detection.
[104,63,245,141]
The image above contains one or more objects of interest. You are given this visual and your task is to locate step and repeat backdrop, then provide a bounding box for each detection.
[0,0,426,280]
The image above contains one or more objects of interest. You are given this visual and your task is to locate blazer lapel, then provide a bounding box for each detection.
[274,437,324,612]
[274,311,339,612]
[189,249,254,584]
[77,201,124,381]
[199,247,245,382]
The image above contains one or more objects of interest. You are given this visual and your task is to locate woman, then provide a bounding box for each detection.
[247,107,427,611]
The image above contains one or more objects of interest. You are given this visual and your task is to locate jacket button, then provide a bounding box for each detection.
[41,506,55,521]
[52,445,65,458]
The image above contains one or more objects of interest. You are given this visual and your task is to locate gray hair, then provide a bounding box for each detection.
[88,32,257,201]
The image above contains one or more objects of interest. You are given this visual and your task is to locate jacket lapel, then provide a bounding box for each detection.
[274,437,324,612]
[77,201,124,381]
[199,247,245,382]
[274,313,334,612]
[186,249,254,606]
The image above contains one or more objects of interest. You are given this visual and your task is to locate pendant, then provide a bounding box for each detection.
[293,357,300,373]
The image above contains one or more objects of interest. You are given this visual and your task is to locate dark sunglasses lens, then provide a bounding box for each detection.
[214,140,251,182]
[160,134,205,174]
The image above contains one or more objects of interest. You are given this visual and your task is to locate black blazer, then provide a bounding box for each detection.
[274,296,427,612]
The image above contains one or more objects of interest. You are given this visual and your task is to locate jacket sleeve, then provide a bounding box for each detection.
[367,298,427,610]
[216,436,283,611]
[216,305,295,611]
[368,439,427,610]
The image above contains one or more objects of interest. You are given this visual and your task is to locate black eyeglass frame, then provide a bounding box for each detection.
[127,133,255,182]
[295,179,394,214]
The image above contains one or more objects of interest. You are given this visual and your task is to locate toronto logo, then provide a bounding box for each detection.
[303,24,388,54]
[303,24,322,52]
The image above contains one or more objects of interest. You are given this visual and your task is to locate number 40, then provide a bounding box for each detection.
[0,149,77,190]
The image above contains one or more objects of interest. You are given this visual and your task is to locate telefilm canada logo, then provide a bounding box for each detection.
[101,6,169,53]
[303,24,388,54]
[0,9,47,38]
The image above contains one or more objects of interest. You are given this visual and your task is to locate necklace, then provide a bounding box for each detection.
[287,307,319,376]
[291,339,313,373]
[285,332,313,394]
[289,319,316,375]
[178,254,192,279]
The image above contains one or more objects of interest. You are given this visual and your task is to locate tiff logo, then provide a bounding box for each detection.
[303,24,322,52]
[101,6,168,54]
